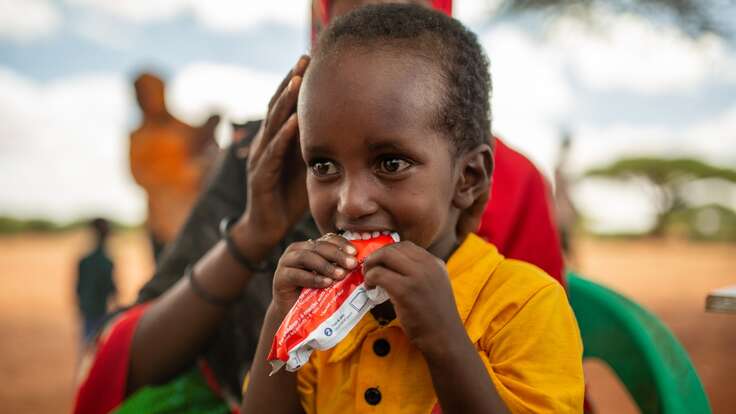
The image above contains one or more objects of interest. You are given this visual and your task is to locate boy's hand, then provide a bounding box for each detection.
[272,233,358,314]
[363,242,465,357]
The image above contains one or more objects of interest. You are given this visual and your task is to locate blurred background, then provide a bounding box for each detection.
[0,0,734,412]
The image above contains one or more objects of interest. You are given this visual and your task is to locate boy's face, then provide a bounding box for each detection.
[299,49,461,258]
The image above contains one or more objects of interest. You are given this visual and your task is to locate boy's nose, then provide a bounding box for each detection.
[336,176,379,220]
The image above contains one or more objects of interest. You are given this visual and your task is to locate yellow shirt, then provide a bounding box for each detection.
[296,234,584,413]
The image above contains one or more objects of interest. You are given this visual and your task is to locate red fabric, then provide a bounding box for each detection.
[72,304,150,414]
[312,1,452,44]
[431,0,452,15]
[477,138,565,285]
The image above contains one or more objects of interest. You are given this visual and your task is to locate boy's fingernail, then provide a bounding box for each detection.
[345,257,357,268]
[345,245,356,255]
[334,268,345,277]
[287,77,295,92]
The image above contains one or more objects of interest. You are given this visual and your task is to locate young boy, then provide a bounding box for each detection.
[76,218,117,342]
[243,5,583,413]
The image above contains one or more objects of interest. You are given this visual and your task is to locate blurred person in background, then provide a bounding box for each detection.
[130,73,220,261]
[76,218,117,344]
[73,1,564,413]
[554,131,579,264]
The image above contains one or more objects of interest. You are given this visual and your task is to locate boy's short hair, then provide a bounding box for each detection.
[313,3,492,155]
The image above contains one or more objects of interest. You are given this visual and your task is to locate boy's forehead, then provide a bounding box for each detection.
[302,48,443,132]
[299,50,453,161]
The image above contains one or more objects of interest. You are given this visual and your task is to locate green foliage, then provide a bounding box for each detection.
[495,0,732,39]
[670,204,736,242]
[584,157,736,237]
[0,216,140,235]
[585,157,736,183]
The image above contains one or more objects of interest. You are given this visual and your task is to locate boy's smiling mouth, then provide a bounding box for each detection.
[340,230,400,242]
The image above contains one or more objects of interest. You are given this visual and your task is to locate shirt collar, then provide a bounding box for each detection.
[329,233,503,364]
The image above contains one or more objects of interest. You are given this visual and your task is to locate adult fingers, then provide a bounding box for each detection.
[262,76,302,152]
[251,56,309,162]
[257,112,299,178]
[267,55,310,111]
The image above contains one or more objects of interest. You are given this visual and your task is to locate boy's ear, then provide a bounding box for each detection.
[453,144,493,211]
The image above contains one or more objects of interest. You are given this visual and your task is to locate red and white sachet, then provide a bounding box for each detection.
[268,233,398,374]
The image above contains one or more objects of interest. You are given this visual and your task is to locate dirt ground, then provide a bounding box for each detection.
[0,230,733,413]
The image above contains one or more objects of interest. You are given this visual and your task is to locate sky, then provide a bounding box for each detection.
[0,0,734,233]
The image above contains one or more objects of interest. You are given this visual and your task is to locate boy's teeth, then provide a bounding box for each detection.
[341,230,398,241]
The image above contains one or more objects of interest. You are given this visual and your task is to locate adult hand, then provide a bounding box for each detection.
[234,56,311,259]
[363,242,466,357]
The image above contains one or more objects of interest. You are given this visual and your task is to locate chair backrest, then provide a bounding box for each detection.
[567,272,711,414]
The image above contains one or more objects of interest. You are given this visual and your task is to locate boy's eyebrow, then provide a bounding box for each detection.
[302,143,332,155]
[365,140,412,154]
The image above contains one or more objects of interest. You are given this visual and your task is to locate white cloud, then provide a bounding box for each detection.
[479,25,574,178]
[65,0,185,23]
[685,105,736,166]
[0,67,144,223]
[66,0,309,32]
[0,0,61,41]
[189,0,309,32]
[455,0,501,27]
[574,179,657,234]
[551,12,736,94]
[0,62,285,224]
[568,105,736,175]
[168,62,282,123]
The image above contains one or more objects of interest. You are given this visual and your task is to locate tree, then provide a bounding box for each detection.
[585,157,736,235]
[494,0,735,39]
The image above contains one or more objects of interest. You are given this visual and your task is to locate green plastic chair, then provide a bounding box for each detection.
[567,272,711,414]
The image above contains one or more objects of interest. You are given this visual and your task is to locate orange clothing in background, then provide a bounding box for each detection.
[296,234,584,413]
[130,120,204,243]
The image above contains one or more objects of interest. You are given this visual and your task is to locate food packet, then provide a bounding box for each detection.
[268,232,399,374]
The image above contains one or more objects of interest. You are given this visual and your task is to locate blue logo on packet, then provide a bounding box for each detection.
[324,328,333,336]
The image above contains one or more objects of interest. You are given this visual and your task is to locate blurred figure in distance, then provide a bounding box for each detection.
[76,218,117,344]
[129,73,220,261]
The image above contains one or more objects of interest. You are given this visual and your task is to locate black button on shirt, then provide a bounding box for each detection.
[373,338,391,357]
[364,387,382,405]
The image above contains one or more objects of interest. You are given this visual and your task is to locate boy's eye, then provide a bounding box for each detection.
[377,157,412,174]
[310,160,339,177]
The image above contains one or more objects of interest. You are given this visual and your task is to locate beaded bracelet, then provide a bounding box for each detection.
[219,216,269,273]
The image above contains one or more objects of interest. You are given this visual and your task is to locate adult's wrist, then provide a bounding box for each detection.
[229,214,280,264]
